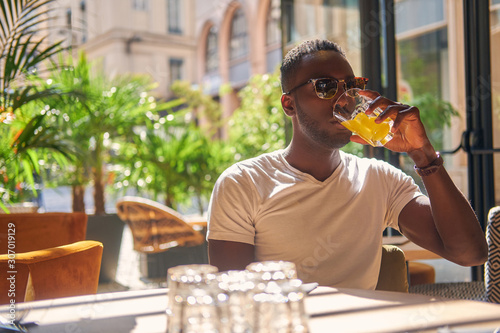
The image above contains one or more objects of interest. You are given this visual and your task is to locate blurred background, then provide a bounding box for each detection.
[2,0,499,286]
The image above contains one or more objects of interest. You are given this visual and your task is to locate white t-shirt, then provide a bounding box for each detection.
[207,150,424,289]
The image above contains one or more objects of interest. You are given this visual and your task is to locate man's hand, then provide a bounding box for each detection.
[350,90,431,154]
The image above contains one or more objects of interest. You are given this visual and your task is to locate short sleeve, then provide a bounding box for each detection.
[206,165,257,245]
[382,162,425,231]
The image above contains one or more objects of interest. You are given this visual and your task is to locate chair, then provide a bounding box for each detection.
[0,240,103,304]
[408,261,436,285]
[0,212,88,254]
[115,196,205,253]
[116,197,207,280]
[409,206,500,303]
[376,244,409,292]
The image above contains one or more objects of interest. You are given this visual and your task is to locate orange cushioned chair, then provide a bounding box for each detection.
[0,212,88,253]
[0,240,103,304]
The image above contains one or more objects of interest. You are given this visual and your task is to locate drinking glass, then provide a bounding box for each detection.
[252,279,309,333]
[166,264,218,315]
[217,270,257,333]
[245,261,297,282]
[334,88,394,147]
[179,285,226,333]
[166,264,219,333]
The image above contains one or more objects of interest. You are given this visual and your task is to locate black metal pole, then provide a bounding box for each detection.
[281,0,293,145]
[360,0,382,92]
[463,0,495,281]
[359,0,385,160]
[381,0,399,168]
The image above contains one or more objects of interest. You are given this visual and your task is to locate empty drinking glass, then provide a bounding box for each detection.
[166,264,220,333]
[217,270,257,333]
[252,279,309,333]
[246,261,297,282]
[179,285,227,333]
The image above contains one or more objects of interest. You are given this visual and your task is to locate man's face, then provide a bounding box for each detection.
[287,51,355,149]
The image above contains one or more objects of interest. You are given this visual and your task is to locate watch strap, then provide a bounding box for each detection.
[414,152,443,177]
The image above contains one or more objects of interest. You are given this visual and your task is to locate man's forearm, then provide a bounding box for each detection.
[409,145,488,266]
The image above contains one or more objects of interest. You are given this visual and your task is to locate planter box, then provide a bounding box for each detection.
[86,214,125,283]
[0,202,38,214]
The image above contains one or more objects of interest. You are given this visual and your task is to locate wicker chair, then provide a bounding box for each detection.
[409,206,500,303]
[116,197,207,280]
[115,196,205,254]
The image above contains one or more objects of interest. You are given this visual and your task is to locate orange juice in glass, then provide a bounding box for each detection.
[334,88,394,147]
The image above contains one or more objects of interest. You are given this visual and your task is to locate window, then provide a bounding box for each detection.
[398,28,449,151]
[395,0,445,35]
[266,0,280,46]
[230,8,248,60]
[132,0,148,11]
[80,0,87,43]
[66,8,72,26]
[491,1,500,30]
[323,0,357,7]
[266,0,282,72]
[398,28,448,99]
[169,58,184,83]
[282,0,296,45]
[206,27,218,73]
[168,0,182,34]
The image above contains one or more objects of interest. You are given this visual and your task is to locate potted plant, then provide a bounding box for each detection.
[0,0,70,212]
[37,52,165,282]
[108,83,233,278]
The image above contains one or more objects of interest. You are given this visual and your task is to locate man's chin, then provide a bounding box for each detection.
[324,135,352,149]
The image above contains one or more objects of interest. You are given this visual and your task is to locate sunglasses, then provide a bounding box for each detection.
[283,77,368,99]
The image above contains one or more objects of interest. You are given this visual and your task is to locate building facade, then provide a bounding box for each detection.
[52,0,499,203]
[52,0,198,99]
[195,0,282,138]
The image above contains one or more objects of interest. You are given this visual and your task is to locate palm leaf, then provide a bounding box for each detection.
[11,86,62,111]
[21,158,36,194]
[12,113,45,149]
[0,0,56,43]
[1,0,63,111]
[25,148,39,174]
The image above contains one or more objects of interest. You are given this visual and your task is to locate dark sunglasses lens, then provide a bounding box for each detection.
[346,78,367,90]
[314,79,338,99]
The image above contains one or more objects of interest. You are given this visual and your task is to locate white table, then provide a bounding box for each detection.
[2,287,500,333]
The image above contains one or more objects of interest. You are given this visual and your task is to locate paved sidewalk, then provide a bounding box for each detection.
[98,226,163,293]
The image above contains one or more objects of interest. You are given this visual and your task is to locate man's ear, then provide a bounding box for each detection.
[281,94,295,117]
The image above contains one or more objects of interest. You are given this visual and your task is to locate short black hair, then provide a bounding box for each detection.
[280,39,345,93]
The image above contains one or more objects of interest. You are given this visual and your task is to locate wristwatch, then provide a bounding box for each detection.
[414,152,443,177]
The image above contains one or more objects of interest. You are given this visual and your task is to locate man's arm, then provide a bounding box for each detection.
[398,145,487,266]
[353,90,488,266]
[208,239,255,271]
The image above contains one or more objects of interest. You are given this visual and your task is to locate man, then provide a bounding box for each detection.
[206,39,487,289]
